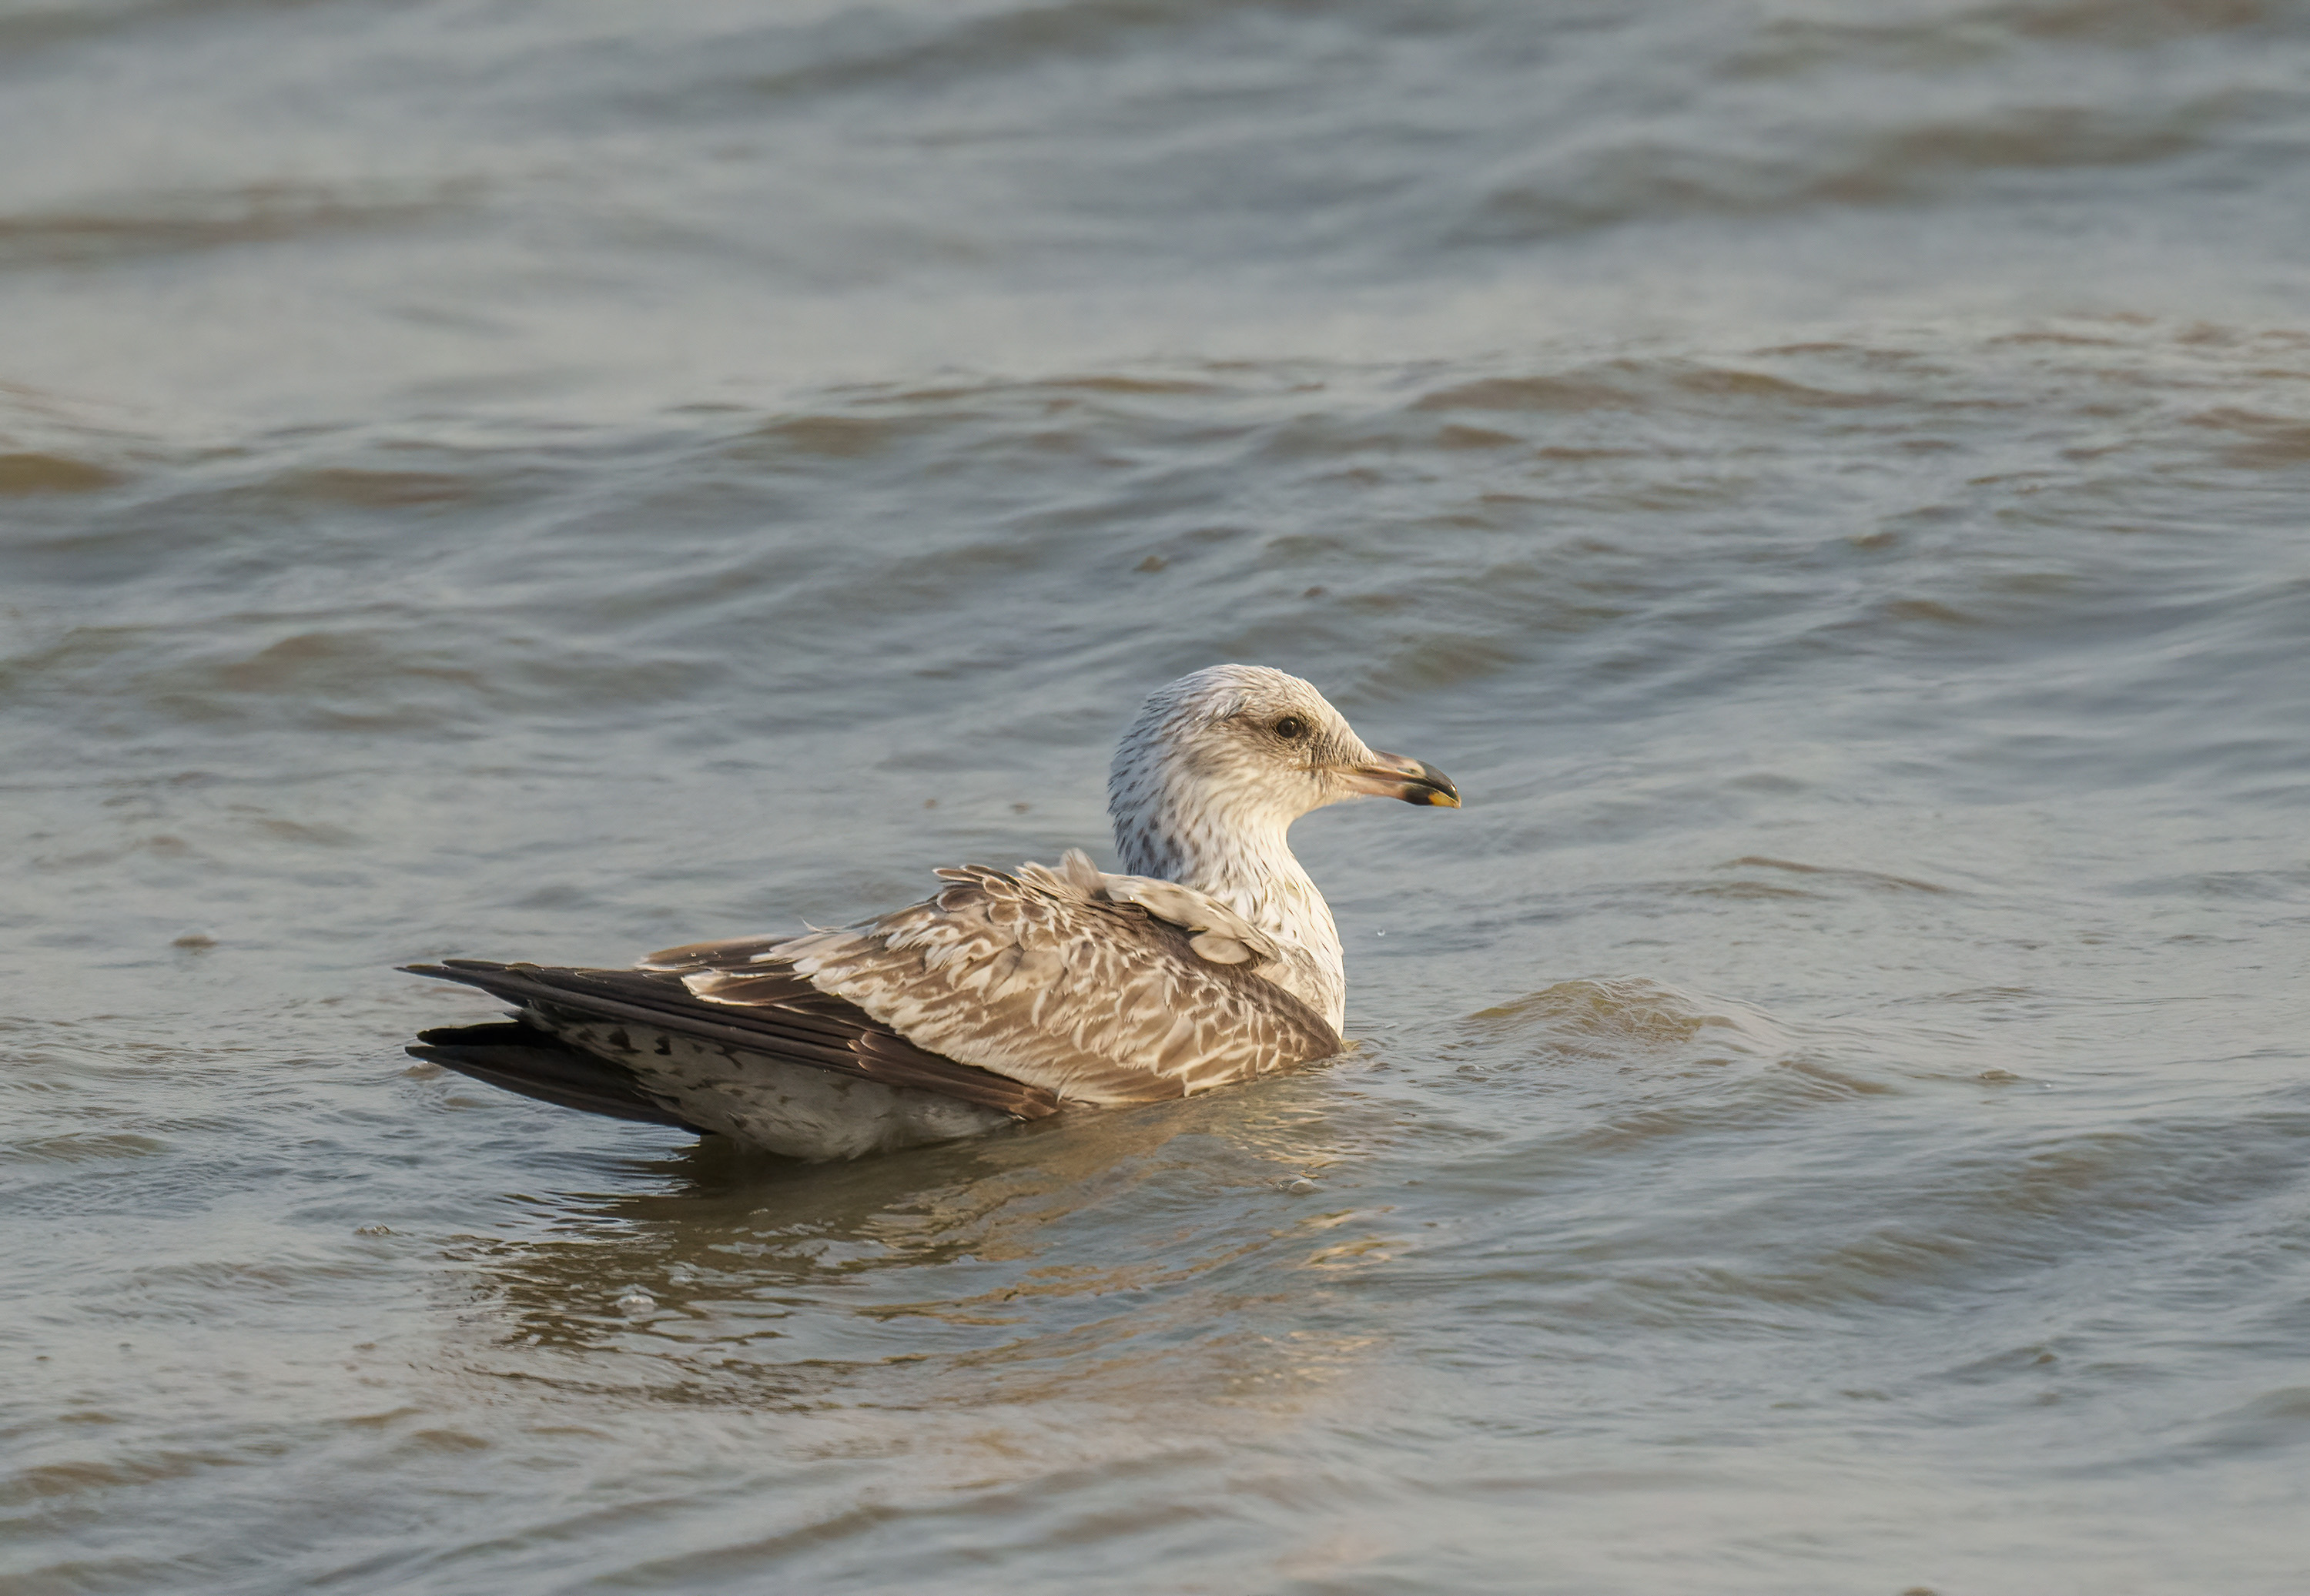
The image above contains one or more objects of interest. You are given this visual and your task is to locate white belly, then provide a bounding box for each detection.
[532,1010,1016,1161]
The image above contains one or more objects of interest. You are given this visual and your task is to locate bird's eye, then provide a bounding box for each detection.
[1273,716,1307,741]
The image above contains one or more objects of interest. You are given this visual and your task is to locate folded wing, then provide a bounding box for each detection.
[677,852,1344,1104]
[402,959,1063,1119]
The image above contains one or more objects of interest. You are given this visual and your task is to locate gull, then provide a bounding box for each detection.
[403,664,1458,1160]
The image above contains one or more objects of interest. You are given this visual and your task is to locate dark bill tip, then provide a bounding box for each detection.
[1351,751,1461,808]
[1405,761,1460,808]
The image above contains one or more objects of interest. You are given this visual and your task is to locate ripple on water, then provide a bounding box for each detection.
[2,64,2308,1581]
[0,452,121,494]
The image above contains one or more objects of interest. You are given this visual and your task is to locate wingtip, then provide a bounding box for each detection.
[403,959,523,985]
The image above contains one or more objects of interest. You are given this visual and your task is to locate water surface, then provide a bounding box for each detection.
[5,2,2310,1592]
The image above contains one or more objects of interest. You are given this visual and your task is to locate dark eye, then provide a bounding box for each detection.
[1273,716,1307,741]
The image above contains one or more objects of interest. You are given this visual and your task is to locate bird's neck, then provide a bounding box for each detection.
[1113,794,1346,1032]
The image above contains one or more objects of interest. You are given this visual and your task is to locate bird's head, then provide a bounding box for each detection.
[1109,665,1458,846]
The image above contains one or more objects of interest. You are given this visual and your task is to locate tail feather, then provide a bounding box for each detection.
[401,959,1060,1119]
[409,1022,703,1133]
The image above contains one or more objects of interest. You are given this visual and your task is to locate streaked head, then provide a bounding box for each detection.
[1109,665,1458,858]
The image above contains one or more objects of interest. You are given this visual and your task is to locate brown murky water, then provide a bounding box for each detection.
[6,3,2310,1592]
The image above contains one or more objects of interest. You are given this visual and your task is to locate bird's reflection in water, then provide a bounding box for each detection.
[439,1062,1408,1413]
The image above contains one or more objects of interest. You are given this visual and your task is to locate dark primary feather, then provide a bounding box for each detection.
[407,1021,703,1130]
[402,959,1063,1119]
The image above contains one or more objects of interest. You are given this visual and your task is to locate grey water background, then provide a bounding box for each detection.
[5,1,2310,1591]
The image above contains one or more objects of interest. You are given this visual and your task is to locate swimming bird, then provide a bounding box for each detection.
[403,664,1459,1160]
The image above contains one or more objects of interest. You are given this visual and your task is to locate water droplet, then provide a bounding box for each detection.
[614,1287,656,1315]
[1281,1176,1319,1195]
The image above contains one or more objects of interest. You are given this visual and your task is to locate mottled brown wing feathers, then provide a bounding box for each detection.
[401,959,1060,1119]
[413,855,1344,1118]
[634,935,797,972]
[707,860,1345,1105]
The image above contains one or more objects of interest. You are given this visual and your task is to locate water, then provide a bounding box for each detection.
[5,2,2310,1592]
